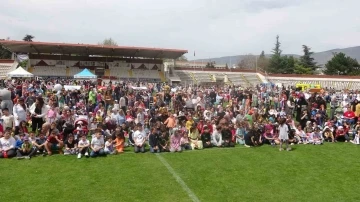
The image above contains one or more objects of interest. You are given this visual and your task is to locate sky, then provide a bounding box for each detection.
[1,0,360,60]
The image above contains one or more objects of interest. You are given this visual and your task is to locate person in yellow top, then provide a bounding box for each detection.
[186,116,194,131]
[164,85,170,93]
[355,102,360,117]
[188,125,203,150]
[95,111,103,123]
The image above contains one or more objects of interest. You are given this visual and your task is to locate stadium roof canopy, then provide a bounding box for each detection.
[0,40,188,59]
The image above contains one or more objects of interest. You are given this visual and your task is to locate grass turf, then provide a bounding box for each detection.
[1,143,360,202]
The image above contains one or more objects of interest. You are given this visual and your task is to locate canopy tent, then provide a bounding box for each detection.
[74,68,97,79]
[7,67,33,78]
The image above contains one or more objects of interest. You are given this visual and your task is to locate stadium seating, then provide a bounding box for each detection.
[68,67,82,76]
[243,74,262,84]
[27,57,164,80]
[0,60,18,78]
[267,78,358,90]
[175,71,193,82]
[174,70,260,87]
[31,66,67,77]
[225,74,249,86]
[109,66,130,78]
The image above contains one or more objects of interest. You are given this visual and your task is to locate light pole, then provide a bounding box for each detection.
[255,55,258,72]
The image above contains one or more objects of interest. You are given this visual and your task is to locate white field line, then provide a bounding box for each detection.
[156,154,201,202]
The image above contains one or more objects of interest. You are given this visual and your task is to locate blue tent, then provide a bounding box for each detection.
[74,68,97,79]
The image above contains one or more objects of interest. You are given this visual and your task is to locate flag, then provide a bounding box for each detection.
[194,51,195,57]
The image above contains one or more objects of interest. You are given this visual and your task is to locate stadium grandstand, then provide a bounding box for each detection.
[0,40,188,82]
[1,40,360,89]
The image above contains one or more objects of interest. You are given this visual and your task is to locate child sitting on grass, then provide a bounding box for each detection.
[0,131,16,158]
[64,134,78,155]
[295,125,308,144]
[235,123,245,145]
[309,127,324,145]
[104,137,115,154]
[350,128,360,145]
[77,135,90,159]
[170,129,182,152]
[90,129,105,157]
[32,133,47,156]
[133,123,146,153]
[149,128,160,153]
[16,136,36,159]
[113,130,125,153]
[180,132,191,151]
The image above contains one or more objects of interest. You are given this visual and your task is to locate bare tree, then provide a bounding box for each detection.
[99,38,118,46]
[237,54,256,69]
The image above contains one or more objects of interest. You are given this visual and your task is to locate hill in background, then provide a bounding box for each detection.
[193,46,360,68]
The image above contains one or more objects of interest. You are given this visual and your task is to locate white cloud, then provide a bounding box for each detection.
[1,0,360,60]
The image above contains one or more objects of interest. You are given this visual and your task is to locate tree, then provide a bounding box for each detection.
[99,38,118,46]
[300,45,317,71]
[268,35,285,73]
[23,34,34,42]
[294,63,313,74]
[18,60,28,68]
[237,54,256,69]
[225,63,229,69]
[278,55,295,74]
[272,35,282,56]
[205,61,215,68]
[257,50,269,70]
[176,55,188,61]
[324,52,360,75]
[0,45,11,59]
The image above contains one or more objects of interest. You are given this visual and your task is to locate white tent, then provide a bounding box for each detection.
[7,67,33,78]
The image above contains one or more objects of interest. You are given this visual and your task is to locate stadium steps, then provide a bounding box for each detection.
[256,74,264,83]
[241,74,251,86]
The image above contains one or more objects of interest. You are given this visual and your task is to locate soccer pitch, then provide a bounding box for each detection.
[1,144,360,202]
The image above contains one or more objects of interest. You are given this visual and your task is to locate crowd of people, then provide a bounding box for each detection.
[0,78,360,160]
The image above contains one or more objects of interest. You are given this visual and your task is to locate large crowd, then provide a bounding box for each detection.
[0,78,359,160]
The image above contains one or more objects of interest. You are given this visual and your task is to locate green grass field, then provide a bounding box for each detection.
[1,143,360,202]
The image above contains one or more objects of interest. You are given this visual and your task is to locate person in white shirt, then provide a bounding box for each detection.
[113,100,120,111]
[104,137,115,154]
[77,135,90,159]
[0,131,16,158]
[90,130,105,157]
[136,108,145,125]
[119,96,126,111]
[110,108,121,126]
[133,123,146,153]
[1,108,14,130]
[211,126,223,147]
[268,106,278,117]
[13,97,27,127]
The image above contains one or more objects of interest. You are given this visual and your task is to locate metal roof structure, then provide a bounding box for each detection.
[0,40,188,59]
